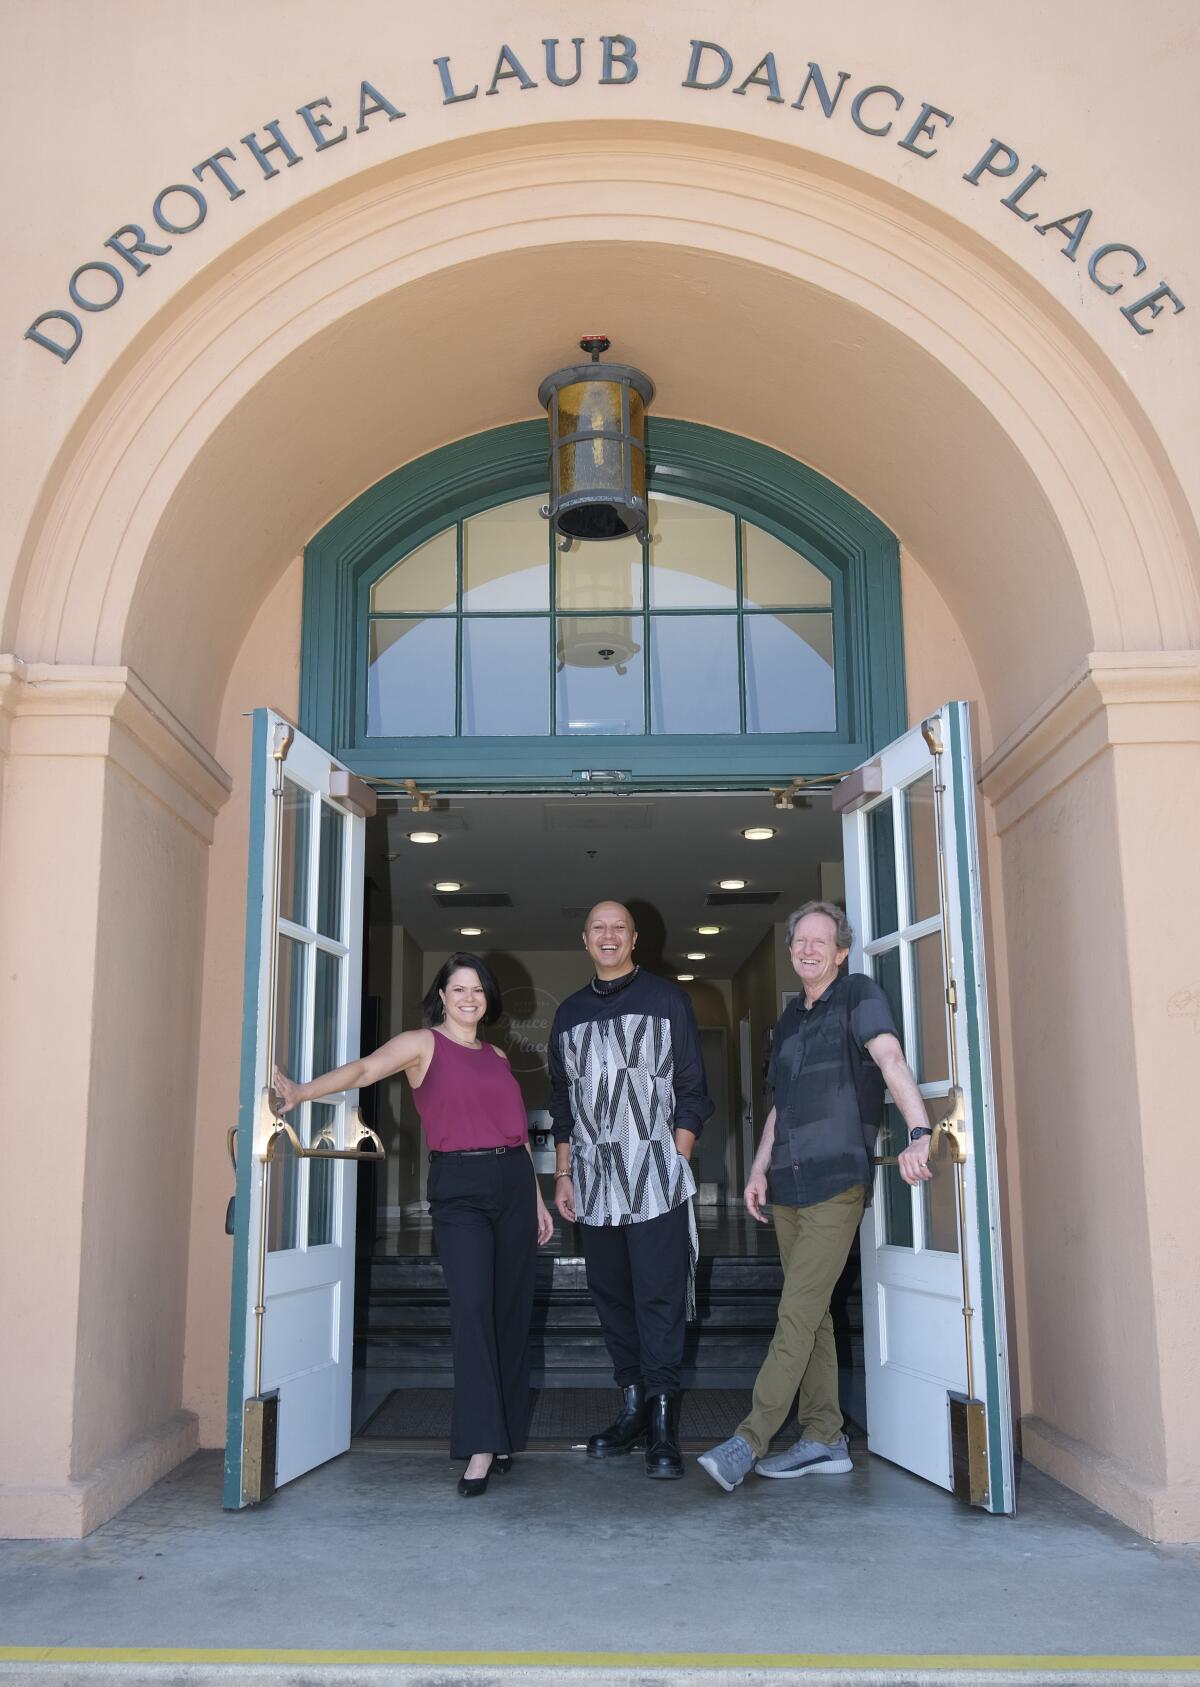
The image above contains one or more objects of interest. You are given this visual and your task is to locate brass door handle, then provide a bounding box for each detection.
[259,1103,385,1163]
[874,1087,966,1166]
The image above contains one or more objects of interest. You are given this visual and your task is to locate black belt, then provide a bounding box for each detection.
[428,1144,525,1160]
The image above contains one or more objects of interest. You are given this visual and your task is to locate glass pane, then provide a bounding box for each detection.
[462,497,549,610]
[367,618,455,737]
[921,1109,960,1256]
[307,1104,337,1247]
[266,1130,301,1253]
[877,1103,913,1249]
[462,618,550,736]
[743,613,836,732]
[648,497,737,607]
[904,772,939,924]
[650,614,739,734]
[279,780,311,927]
[558,536,643,611]
[268,935,306,1253]
[742,522,831,608]
[872,945,903,1040]
[313,948,341,1078]
[316,802,345,941]
[370,527,457,613]
[912,931,949,1084]
[556,618,644,734]
[867,801,899,940]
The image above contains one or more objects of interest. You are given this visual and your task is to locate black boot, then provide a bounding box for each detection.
[586,1383,647,1459]
[645,1391,684,1479]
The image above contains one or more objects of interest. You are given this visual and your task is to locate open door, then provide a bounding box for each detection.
[838,702,1014,1513]
[223,710,381,1509]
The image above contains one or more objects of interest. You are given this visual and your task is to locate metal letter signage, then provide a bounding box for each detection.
[23,32,1185,363]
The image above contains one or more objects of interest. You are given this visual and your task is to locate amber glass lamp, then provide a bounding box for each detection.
[538,336,655,542]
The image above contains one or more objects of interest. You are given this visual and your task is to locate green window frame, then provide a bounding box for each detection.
[301,419,906,788]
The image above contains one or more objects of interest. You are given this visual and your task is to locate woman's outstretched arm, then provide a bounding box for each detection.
[274,1029,430,1113]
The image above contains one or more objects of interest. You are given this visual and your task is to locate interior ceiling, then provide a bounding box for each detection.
[367,790,842,976]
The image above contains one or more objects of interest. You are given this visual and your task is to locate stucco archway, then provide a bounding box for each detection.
[8,124,1198,757]
[5,120,1200,1544]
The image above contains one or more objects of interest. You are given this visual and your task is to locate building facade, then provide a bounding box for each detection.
[1,1,1198,1543]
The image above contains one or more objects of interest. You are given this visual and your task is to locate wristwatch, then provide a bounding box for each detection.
[907,1126,933,1142]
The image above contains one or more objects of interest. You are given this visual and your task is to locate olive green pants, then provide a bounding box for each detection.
[736,1183,865,1456]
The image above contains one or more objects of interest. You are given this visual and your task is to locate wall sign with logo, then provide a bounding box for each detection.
[24,33,1184,364]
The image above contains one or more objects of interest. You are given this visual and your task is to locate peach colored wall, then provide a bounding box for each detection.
[0,753,103,1509]
[5,5,1196,756]
[70,759,209,1475]
[0,668,227,1535]
[2,0,1199,1543]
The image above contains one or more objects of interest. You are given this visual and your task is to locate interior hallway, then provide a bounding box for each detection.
[2,1444,1198,1683]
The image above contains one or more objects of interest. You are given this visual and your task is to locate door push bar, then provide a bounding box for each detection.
[257,1092,385,1163]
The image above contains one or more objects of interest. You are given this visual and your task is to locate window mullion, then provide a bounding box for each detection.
[453,521,464,736]
[735,518,747,734]
[642,532,652,735]
[549,521,558,736]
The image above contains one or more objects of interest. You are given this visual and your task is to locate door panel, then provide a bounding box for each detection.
[223,711,377,1509]
[840,702,1014,1512]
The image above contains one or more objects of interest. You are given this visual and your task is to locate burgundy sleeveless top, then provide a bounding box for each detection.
[410,1031,529,1152]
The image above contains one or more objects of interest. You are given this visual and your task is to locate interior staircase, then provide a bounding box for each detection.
[356,1241,863,1398]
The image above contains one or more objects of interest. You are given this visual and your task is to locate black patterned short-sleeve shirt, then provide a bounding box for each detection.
[767,972,900,1209]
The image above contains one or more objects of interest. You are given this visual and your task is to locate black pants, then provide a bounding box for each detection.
[581,1203,690,1392]
[428,1148,537,1459]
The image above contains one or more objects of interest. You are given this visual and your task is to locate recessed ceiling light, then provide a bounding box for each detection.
[677,973,695,983]
[719,878,746,891]
[434,880,462,892]
[685,952,707,962]
[458,926,483,937]
[697,925,721,936]
[408,830,441,845]
[741,826,776,841]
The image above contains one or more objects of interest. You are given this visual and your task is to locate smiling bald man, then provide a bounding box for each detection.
[549,900,713,1479]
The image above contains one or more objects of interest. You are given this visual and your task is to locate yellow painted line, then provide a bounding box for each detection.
[0,1650,1198,1671]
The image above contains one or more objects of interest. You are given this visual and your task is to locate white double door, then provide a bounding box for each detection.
[224,712,369,1509]
[224,703,1013,1513]
[841,701,1014,1513]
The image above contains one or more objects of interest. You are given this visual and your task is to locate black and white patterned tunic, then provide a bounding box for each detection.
[549,969,713,1309]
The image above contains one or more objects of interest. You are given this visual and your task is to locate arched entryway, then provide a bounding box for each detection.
[4,121,1198,1540]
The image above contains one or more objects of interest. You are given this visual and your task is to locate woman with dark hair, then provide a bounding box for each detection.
[274,952,553,1496]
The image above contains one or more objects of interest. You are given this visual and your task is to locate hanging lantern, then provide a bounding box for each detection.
[538,336,655,542]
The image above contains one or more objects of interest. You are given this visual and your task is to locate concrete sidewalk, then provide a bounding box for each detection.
[2,1441,1199,1685]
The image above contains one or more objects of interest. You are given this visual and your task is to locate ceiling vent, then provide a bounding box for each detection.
[706,891,781,907]
[433,893,513,909]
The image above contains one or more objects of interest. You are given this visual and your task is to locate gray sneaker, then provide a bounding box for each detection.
[755,1433,853,1479]
[697,1434,757,1492]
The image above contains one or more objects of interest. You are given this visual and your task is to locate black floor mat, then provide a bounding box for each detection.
[357,1386,803,1448]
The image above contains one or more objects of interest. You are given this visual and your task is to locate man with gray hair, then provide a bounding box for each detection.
[699,899,933,1491]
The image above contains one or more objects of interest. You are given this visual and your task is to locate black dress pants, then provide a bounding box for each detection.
[428,1148,536,1458]
[580,1203,690,1392]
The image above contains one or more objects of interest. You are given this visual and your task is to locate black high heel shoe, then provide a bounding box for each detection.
[457,1455,499,1497]
[493,1455,513,1475]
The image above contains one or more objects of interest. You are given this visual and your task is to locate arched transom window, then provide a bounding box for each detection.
[302,419,903,786]
[366,493,836,741]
